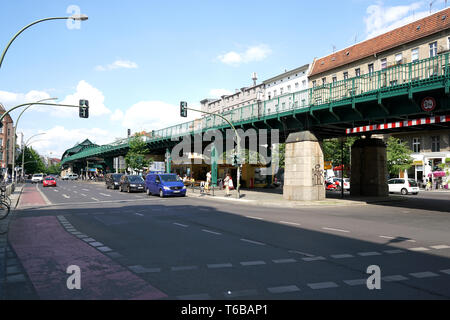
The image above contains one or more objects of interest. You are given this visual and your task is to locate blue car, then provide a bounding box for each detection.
[145,173,186,198]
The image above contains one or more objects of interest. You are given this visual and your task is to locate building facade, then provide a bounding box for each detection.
[0,104,14,175]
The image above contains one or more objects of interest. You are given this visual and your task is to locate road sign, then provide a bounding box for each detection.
[421,97,436,112]
[324,161,332,170]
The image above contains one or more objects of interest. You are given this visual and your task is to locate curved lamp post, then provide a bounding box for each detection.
[12,98,57,183]
[21,133,46,180]
[0,14,88,69]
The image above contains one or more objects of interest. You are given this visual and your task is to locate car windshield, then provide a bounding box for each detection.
[34,174,43,177]
[112,174,123,181]
[128,176,144,183]
[45,177,54,181]
[160,174,180,182]
[408,179,418,187]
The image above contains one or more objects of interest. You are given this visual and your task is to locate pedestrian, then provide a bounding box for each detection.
[426,179,432,191]
[224,175,230,196]
[206,171,211,192]
[200,181,205,194]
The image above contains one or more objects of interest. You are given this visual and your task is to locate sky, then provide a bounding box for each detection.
[0,0,448,159]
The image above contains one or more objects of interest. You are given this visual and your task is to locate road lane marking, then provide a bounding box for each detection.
[430,245,450,250]
[240,261,266,266]
[409,272,439,278]
[288,250,315,257]
[91,197,99,201]
[62,194,70,199]
[240,238,266,246]
[135,213,144,217]
[128,265,161,273]
[202,229,222,235]
[440,269,450,275]
[207,263,233,269]
[35,183,52,205]
[99,193,111,197]
[322,227,350,233]
[82,189,90,192]
[382,275,408,282]
[302,256,326,262]
[272,258,297,264]
[357,252,382,257]
[331,254,354,259]
[279,221,301,226]
[379,236,395,239]
[408,247,430,252]
[384,249,405,254]
[53,189,59,192]
[343,279,366,286]
[174,223,188,228]
[267,285,300,294]
[307,282,338,289]
[80,194,87,197]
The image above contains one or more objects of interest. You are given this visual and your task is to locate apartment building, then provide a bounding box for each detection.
[309,8,450,103]
[0,104,14,175]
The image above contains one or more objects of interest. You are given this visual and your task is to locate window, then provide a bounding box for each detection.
[429,41,438,57]
[322,77,326,85]
[431,136,440,152]
[411,48,419,62]
[274,89,277,96]
[381,58,387,69]
[368,63,374,74]
[295,82,299,89]
[355,68,361,77]
[413,138,421,153]
[312,80,317,88]
[395,53,403,64]
[287,85,291,92]
[302,80,306,87]
[343,72,348,80]
[280,87,284,95]
[332,76,337,84]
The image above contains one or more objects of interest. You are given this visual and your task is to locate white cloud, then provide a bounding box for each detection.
[218,45,272,66]
[0,89,51,108]
[209,88,233,98]
[95,59,138,71]
[52,80,111,118]
[24,125,117,159]
[110,109,124,121]
[363,1,444,39]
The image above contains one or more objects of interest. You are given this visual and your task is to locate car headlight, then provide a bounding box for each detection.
[182,186,186,189]
[163,186,170,191]
[130,184,136,187]
[114,182,119,185]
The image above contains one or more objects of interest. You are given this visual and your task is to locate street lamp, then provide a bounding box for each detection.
[0,14,88,69]
[21,133,46,180]
[11,98,57,183]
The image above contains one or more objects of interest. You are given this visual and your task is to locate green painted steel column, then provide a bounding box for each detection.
[165,148,171,173]
[211,145,218,187]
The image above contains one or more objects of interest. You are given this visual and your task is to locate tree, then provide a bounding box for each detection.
[124,134,152,172]
[322,137,358,166]
[16,146,46,175]
[46,164,61,175]
[386,136,413,177]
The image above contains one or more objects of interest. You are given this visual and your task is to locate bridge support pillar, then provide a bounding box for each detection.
[283,131,325,201]
[350,138,388,197]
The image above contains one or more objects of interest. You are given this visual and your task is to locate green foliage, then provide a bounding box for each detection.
[46,164,61,175]
[386,136,413,177]
[322,137,358,167]
[16,146,46,174]
[124,134,153,171]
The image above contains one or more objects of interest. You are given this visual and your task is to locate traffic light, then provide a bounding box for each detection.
[180,101,187,117]
[428,160,432,166]
[79,99,89,118]
[233,154,239,167]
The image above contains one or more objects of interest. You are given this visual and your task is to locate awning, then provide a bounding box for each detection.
[428,171,446,177]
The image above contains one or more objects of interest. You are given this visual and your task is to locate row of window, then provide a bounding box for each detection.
[412,136,445,153]
[266,80,307,99]
[313,39,447,87]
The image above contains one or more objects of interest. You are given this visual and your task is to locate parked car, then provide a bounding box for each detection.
[43,176,57,187]
[388,178,419,195]
[332,178,350,190]
[31,173,44,184]
[145,173,186,198]
[105,173,124,190]
[325,181,338,190]
[119,175,145,193]
[68,174,78,180]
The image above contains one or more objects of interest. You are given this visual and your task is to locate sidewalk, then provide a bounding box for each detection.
[0,184,24,300]
[186,186,406,208]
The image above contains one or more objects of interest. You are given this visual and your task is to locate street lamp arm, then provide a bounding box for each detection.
[0,102,80,124]
[0,17,71,69]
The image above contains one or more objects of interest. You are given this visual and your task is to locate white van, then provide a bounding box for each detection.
[31,173,44,183]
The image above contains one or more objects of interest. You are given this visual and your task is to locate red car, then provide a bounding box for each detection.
[43,176,57,187]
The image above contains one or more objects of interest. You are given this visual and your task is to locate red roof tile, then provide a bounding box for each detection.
[310,9,450,77]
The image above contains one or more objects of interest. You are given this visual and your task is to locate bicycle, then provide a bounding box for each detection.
[0,185,11,220]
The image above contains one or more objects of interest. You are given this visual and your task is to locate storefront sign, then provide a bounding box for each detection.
[413,161,423,166]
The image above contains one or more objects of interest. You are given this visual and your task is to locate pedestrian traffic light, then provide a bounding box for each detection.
[79,99,89,118]
[180,101,187,117]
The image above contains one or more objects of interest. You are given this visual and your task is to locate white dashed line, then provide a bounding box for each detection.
[379,235,395,239]
[331,254,354,259]
[288,250,316,257]
[382,275,408,282]
[240,239,266,246]
[202,229,222,235]
[82,189,90,192]
[409,272,439,278]
[384,249,405,254]
[99,193,111,197]
[174,223,188,228]
[343,279,367,286]
[171,266,198,271]
[302,256,326,262]
[80,194,87,197]
[53,189,59,192]
[62,194,70,199]
[408,247,430,252]
[357,252,382,257]
[135,213,144,217]
[207,263,233,269]
[308,282,338,289]
[322,227,350,233]
[430,245,450,250]
[240,261,266,266]
[91,197,100,201]
[272,258,297,264]
[267,285,300,294]
[279,221,301,226]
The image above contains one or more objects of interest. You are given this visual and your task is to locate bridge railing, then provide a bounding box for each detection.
[62,53,449,164]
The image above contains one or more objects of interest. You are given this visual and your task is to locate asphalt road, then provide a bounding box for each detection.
[13,180,450,300]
